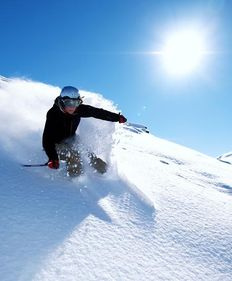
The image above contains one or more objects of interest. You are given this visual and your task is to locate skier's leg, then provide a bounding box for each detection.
[56,143,83,177]
[56,143,69,161]
[88,152,107,174]
[66,148,83,177]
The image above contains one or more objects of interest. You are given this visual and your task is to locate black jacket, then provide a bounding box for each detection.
[42,98,120,160]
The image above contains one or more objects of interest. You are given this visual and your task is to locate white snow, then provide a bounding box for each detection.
[0,77,232,281]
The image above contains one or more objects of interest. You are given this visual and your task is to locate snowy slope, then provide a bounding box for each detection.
[0,77,232,281]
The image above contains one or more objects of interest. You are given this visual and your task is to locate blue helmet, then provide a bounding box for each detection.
[60,86,80,99]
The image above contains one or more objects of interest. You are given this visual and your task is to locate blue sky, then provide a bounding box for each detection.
[1,0,232,157]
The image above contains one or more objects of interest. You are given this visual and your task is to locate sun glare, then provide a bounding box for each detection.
[161,29,207,76]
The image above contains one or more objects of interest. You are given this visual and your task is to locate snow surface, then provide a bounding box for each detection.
[0,77,232,281]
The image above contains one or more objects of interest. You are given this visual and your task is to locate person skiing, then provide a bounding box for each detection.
[42,86,127,176]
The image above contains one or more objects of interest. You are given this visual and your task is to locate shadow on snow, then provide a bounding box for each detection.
[0,152,155,281]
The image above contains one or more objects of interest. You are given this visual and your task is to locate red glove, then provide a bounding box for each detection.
[48,159,59,169]
[119,114,127,123]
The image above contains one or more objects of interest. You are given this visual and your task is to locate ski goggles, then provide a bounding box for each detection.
[62,97,83,107]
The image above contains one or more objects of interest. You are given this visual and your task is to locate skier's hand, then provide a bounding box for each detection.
[48,159,60,169]
[119,114,127,124]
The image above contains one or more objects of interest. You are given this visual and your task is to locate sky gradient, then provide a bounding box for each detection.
[1,0,232,157]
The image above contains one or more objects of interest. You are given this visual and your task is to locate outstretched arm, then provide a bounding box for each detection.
[79,104,127,123]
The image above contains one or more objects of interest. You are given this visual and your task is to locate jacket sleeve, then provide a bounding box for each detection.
[80,104,120,122]
[42,111,59,160]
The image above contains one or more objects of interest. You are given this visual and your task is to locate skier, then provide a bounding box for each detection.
[42,86,127,176]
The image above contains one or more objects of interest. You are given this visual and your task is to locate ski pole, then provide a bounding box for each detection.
[124,122,149,133]
[21,162,48,167]
[125,122,148,129]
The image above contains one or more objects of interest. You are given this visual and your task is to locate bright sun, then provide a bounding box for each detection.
[161,29,207,76]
